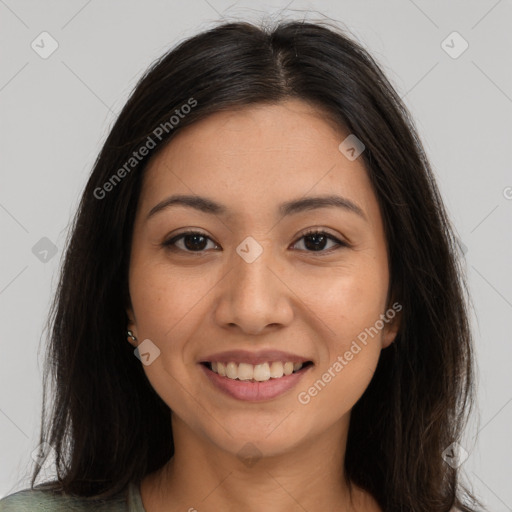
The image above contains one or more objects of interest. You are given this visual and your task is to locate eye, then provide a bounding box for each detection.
[291,229,348,254]
[162,231,219,253]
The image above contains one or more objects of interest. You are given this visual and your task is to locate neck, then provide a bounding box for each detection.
[141,414,377,512]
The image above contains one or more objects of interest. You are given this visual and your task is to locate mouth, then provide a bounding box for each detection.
[199,360,314,402]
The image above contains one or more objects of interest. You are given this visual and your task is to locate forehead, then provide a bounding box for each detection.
[138,99,378,226]
[152,99,347,162]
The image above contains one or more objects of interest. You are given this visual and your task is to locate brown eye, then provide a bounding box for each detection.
[163,231,219,253]
[292,230,347,253]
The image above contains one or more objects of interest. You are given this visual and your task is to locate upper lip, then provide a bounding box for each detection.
[199,349,312,365]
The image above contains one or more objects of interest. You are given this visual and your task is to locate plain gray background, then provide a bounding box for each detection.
[1,0,511,509]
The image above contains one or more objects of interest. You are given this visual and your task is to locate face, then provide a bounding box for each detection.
[126,99,400,460]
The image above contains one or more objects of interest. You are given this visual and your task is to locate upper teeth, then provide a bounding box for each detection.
[210,361,304,381]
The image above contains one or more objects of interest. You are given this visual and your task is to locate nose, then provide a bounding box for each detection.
[214,244,294,335]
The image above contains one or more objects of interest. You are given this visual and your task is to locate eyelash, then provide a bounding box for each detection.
[162,229,348,255]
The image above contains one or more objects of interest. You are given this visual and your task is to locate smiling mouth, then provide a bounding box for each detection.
[200,360,314,383]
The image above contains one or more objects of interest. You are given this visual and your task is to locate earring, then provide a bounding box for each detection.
[127,330,138,343]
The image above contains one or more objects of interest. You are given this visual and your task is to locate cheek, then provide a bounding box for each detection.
[128,260,207,380]
[130,257,207,334]
[295,271,386,411]
[128,264,204,412]
[293,259,387,405]
[294,259,389,343]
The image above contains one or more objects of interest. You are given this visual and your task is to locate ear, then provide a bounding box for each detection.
[381,302,402,349]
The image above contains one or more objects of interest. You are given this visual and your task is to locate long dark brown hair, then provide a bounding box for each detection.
[22,18,484,511]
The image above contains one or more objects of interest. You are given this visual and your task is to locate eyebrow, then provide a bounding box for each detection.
[146,194,367,221]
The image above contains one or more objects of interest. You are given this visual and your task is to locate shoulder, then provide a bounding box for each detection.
[0,485,133,512]
[0,487,79,511]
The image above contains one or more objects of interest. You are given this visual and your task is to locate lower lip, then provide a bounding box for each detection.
[199,363,312,402]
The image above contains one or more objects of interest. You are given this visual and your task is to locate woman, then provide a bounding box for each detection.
[0,18,485,512]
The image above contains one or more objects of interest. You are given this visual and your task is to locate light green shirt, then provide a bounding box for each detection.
[0,482,146,511]
[0,483,465,511]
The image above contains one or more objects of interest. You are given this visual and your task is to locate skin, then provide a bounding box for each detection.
[126,98,401,512]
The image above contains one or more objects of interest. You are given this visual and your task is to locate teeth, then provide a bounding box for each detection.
[269,361,284,378]
[238,363,254,381]
[210,361,306,382]
[226,362,238,379]
[253,363,270,381]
